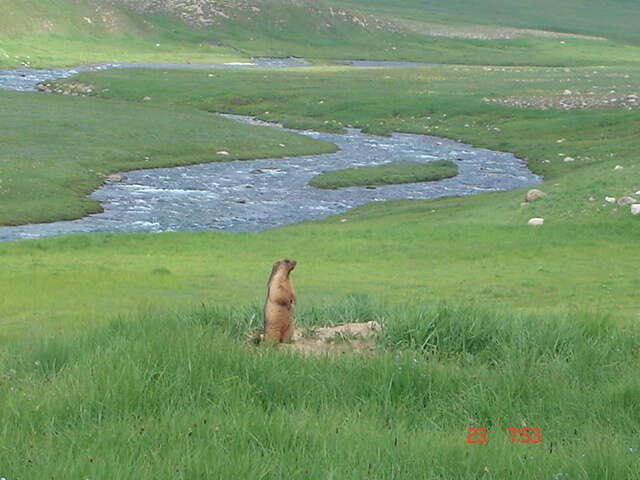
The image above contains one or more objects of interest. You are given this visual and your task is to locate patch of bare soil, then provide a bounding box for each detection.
[250,321,382,356]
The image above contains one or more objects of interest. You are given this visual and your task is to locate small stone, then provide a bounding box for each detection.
[365,186,376,190]
[105,174,125,182]
[617,196,637,206]
[563,156,575,162]
[216,151,230,156]
[614,165,624,170]
[631,204,640,216]
[235,199,247,204]
[142,96,151,101]
[605,197,616,203]
[528,218,544,226]
[250,169,265,174]
[588,196,595,201]
[525,189,546,202]
[563,89,572,95]
[340,218,347,223]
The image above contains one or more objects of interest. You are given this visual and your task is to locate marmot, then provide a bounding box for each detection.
[263,258,297,343]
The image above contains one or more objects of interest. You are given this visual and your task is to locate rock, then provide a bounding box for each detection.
[249,169,265,174]
[365,186,377,190]
[235,199,247,204]
[563,89,572,95]
[105,174,125,182]
[614,165,624,170]
[142,96,151,101]
[525,189,546,202]
[636,191,640,196]
[631,204,640,216]
[617,196,637,206]
[216,151,230,156]
[563,156,575,162]
[588,196,595,201]
[528,218,544,226]
[605,196,616,203]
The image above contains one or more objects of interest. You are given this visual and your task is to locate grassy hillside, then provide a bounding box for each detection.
[2,0,640,67]
[339,0,640,44]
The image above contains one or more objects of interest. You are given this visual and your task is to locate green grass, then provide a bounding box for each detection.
[3,0,640,68]
[340,0,640,45]
[1,298,640,477]
[0,90,336,225]
[2,30,639,476]
[309,159,458,189]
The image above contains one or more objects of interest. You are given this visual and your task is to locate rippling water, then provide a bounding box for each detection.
[0,60,541,241]
[0,114,540,241]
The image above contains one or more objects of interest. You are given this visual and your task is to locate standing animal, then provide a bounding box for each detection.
[263,258,297,343]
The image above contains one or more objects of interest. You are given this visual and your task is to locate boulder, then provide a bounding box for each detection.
[617,196,637,206]
[631,204,640,216]
[525,189,546,202]
[528,218,544,226]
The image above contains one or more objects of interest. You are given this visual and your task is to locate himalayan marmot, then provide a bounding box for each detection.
[263,258,297,343]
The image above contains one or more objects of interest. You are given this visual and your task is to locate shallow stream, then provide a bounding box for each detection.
[0,60,541,241]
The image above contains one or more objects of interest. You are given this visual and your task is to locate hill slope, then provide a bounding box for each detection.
[1,0,639,67]
[339,0,640,44]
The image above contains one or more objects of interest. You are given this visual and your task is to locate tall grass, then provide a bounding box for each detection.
[1,297,639,478]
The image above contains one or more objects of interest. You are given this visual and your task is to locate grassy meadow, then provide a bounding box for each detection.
[1,1,639,475]
[309,159,458,189]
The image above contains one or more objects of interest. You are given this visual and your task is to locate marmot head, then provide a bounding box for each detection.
[272,258,297,275]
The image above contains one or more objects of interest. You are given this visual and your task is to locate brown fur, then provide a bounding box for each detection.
[263,258,297,343]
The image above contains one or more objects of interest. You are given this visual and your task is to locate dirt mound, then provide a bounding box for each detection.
[250,321,382,355]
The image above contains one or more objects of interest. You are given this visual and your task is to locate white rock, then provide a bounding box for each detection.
[142,96,151,101]
[563,89,572,95]
[563,156,575,162]
[614,165,624,170]
[525,189,547,202]
[605,196,616,203]
[635,191,640,195]
[216,151,230,155]
[617,196,637,206]
[631,204,640,216]
[528,218,544,226]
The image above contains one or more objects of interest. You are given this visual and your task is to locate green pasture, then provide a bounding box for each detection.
[0,16,639,475]
[309,159,458,189]
[1,299,640,477]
